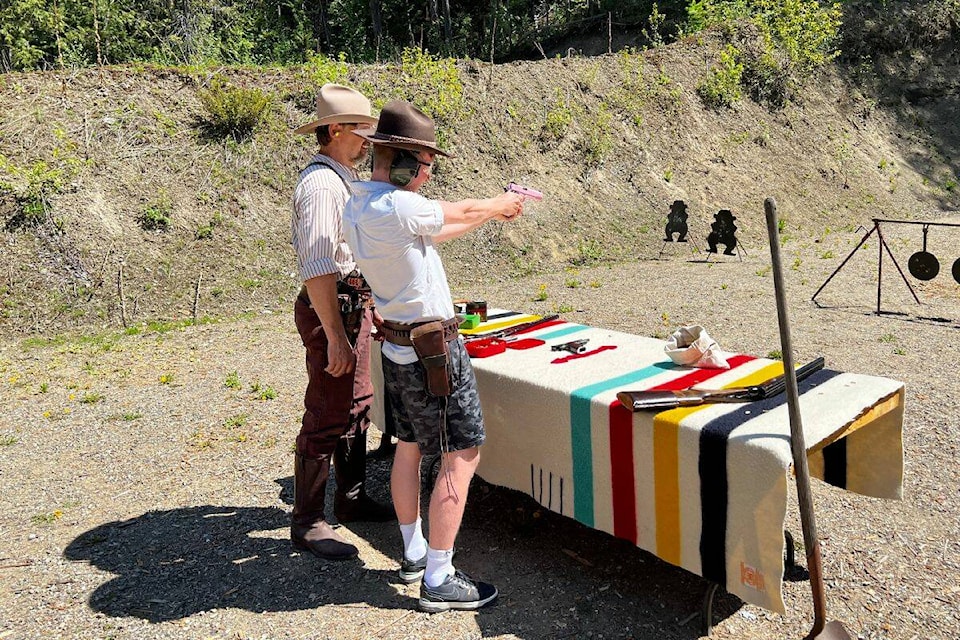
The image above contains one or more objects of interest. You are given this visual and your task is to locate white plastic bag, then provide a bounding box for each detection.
[664,325,730,369]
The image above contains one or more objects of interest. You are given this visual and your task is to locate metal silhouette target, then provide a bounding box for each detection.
[953,257,960,284]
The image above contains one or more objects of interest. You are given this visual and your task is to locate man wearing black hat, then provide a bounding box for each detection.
[343,100,523,611]
[289,84,396,563]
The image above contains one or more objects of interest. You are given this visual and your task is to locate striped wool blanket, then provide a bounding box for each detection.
[371,312,905,613]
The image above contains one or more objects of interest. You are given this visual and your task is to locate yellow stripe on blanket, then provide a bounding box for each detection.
[652,361,785,566]
[458,314,540,335]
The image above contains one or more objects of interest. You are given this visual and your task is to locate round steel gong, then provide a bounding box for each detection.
[953,257,960,284]
[908,250,940,281]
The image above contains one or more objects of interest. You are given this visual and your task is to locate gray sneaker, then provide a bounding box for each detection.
[419,570,498,612]
[399,553,426,584]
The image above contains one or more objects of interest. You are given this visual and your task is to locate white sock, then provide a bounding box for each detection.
[424,547,455,588]
[399,518,426,562]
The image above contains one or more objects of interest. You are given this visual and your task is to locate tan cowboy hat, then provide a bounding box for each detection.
[294,84,377,135]
[352,100,452,157]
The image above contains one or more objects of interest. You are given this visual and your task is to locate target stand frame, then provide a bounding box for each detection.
[812,218,960,315]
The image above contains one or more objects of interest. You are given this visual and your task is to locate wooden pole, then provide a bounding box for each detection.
[192,272,202,323]
[117,265,127,328]
[93,0,103,67]
[490,14,497,66]
[608,12,612,54]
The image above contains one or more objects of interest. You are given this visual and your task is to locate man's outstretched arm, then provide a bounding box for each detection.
[432,192,523,243]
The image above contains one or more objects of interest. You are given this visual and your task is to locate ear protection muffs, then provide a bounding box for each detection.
[389,150,422,187]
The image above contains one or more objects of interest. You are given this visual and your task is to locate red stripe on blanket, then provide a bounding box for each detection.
[605,354,755,546]
[551,345,618,364]
[647,354,756,391]
[609,401,637,543]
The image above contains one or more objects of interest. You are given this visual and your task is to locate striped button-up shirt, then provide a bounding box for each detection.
[291,154,358,282]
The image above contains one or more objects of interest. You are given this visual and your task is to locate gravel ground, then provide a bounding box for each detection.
[2,228,959,640]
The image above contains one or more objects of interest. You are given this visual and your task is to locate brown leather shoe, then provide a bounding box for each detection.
[291,521,359,560]
[334,493,397,523]
[291,453,359,560]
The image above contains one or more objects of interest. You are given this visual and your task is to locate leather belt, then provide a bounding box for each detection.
[380,318,460,346]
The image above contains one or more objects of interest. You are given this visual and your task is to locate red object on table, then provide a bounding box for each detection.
[466,339,507,358]
[507,338,545,350]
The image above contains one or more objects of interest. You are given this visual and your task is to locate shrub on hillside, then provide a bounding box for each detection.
[290,53,349,112]
[0,146,85,229]
[687,0,842,107]
[138,197,172,232]
[736,24,794,107]
[697,44,744,109]
[387,48,465,149]
[198,77,272,140]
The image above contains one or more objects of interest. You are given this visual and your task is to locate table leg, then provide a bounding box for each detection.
[785,529,796,570]
[702,582,720,636]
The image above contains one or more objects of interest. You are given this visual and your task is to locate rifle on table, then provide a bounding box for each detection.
[616,357,825,411]
[462,314,560,342]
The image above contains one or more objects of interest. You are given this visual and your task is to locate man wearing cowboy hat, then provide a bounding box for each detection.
[343,100,524,611]
[289,84,396,562]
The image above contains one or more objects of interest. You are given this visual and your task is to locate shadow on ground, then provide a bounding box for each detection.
[62,504,408,622]
[65,456,745,639]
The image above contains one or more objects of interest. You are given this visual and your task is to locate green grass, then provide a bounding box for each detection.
[224,413,248,428]
[31,510,64,525]
[224,370,242,390]
[250,382,277,401]
[0,434,19,446]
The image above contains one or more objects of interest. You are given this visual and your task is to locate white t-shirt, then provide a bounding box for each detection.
[343,181,455,365]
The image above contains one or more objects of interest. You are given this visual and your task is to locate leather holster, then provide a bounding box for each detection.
[410,321,452,397]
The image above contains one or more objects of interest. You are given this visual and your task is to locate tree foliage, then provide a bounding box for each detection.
[1,0,686,70]
[1,1,954,72]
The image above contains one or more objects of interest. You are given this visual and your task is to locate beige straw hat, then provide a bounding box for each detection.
[294,84,377,135]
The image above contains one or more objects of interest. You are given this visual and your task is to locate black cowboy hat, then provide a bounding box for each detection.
[352,100,452,157]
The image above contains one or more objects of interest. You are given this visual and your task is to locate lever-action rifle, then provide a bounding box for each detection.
[616,357,825,411]
[463,314,560,343]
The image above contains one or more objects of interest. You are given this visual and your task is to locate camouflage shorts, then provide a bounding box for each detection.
[381,339,485,455]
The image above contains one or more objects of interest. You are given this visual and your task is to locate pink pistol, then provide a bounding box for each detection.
[506,183,543,201]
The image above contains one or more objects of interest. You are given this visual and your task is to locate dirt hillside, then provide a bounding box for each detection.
[1,32,957,337]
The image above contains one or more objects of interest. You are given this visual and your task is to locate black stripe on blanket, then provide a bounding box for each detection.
[822,436,847,490]
[698,369,842,586]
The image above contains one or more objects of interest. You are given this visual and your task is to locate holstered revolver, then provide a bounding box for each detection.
[410,322,452,397]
